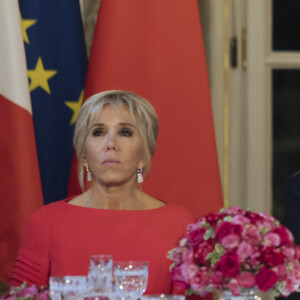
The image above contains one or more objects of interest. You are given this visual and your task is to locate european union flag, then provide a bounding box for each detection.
[19,0,87,204]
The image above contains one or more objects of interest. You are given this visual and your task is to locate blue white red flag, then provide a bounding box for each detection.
[19,0,87,204]
[0,0,43,283]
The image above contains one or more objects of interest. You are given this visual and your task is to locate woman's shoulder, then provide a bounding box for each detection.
[146,198,194,224]
[164,202,194,219]
[30,196,76,217]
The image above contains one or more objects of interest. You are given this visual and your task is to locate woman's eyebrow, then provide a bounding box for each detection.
[90,122,136,128]
[118,122,136,128]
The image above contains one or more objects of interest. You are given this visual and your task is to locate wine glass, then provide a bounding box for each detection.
[49,275,87,300]
[141,295,185,300]
[90,255,113,270]
[88,255,113,294]
[50,276,65,300]
[113,261,148,300]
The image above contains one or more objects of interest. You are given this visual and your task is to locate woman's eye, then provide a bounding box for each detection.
[120,129,133,137]
[92,129,104,136]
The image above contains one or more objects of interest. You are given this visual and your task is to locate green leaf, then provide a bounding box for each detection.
[204,228,214,240]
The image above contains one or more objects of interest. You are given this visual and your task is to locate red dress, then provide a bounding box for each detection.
[11,198,193,294]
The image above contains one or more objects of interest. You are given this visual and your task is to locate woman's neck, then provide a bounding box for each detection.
[85,181,143,210]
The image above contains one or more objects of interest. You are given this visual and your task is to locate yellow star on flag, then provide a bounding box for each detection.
[65,90,84,125]
[27,57,57,94]
[20,15,37,44]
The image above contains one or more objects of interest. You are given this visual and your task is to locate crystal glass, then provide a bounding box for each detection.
[49,275,87,300]
[87,266,113,294]
[88,255,113,293]
[90,255,113,270]
[218,289,261,300]
[113,261,148,300]
[141,296,185,300]
[84,296,109,300]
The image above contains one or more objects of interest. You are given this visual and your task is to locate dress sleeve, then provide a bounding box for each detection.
[10,206,50,286]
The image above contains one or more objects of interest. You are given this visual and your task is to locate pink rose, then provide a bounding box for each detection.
[228,278,241,296]
[255,266,278,292]
[221,234,240,249]
[237,241,253,262]
[215,222,242,242]
[260,212,276,222]
[259,247,284,266]
[263,232,281,247]
[285,262,300,292]
[187,222,200,232]
[231,215,251,226]
[193,240,214,265]
[256,212,278,231]
[237,272,256,288]
[282,246,296,260]
[189,268,210,296]
[210,271,225,289]
[214,252,240,277]
[247,251,261,268]
[36,291,49,300]
[242,224,261,244]
[182,248,193,263]
[223,206,244,215]
[272,265,286,281]
[180,263,199,281]
[170,248,183,265]
[17,286,39,298]
[3,297,16,300]
[171,265,190,290]
[187,228,206,246]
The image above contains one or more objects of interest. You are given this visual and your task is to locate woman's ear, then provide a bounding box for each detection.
[138,160,144,170]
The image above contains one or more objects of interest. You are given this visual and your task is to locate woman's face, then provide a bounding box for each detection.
[84,104,144,187]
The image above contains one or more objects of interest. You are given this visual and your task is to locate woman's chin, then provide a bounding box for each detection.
[97,177,134,187]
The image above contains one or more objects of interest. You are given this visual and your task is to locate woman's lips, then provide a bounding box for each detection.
[102,160,121,165]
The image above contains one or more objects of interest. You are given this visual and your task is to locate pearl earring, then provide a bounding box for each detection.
[137,168,143,184]
[84,162,92,181]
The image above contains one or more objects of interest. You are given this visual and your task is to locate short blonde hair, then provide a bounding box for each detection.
[73,90,159,190]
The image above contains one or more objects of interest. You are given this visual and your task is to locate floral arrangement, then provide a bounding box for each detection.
[0,283,49,300]
[168,206,300,297]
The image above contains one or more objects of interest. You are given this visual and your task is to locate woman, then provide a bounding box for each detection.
[11,90,193,294]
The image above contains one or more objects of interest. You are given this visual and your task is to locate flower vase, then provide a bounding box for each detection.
[218,289,261,300]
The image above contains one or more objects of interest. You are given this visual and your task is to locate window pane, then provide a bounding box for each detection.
[273,0,300,51]
[272,69,300,221]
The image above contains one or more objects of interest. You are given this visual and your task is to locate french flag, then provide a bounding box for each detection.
[0,0,43,284]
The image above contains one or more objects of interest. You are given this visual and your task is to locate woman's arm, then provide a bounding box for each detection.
[10,206,50,286]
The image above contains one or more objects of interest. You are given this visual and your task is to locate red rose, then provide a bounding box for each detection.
[259,247,284,266]
[193,239,214,265]
[205,213,225,226]
[255,266,278,292]
[215,222,242,242]
[272,226,294,246]
[214,252,240,276]
[244,211,263,223]
[171,266,190,290]
[187,228,206,246]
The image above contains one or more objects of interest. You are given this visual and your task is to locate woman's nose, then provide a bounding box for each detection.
[104,133,118,151]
